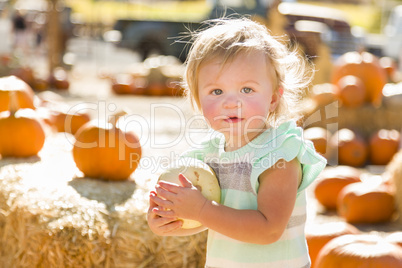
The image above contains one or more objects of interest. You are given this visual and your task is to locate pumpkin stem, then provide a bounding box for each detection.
[8,91,20,114]
[108,108,129,127]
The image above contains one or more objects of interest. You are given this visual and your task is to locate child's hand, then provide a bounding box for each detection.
[147,191,183,235]
[154,174,208,223]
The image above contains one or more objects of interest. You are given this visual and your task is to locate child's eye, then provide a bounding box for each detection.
[211,89,223,95]
[241,87,253,94]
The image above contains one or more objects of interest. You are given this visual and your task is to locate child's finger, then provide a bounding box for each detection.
[152,206,176,218]
[155,216,180,227]
[157,181,181,193]
[158,219,183,233]
[155,184,178,201]
[148,191,158,206]
[150,191,174,209]
[178,173,193,187]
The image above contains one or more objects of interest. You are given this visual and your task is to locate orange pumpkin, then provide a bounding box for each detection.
[305,222,360,267]
[379,56,397,82]
[335,75,365,108]
[369,129,400,165]
[31,77,49,92]
[0,76,36,112]
[111,74,134,95]
[331,51,387,107]
[49,68,70,90]
[11,66,35,86]
[309,83,338,108]
[48,109,91,134]
[315,234,402,268]
[165,78,185,97]
[72,112,142,180]
[304,127,332,157]
[337,181,395,223]
[330,128,368,167]
[0,92,45,157]
[314,166,361,210]
[131,77,147,95]
[147,82,167,96]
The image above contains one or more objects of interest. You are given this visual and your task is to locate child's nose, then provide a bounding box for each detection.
[223,95,241,109]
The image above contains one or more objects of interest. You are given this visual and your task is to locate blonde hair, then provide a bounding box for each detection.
[183,17,314,126]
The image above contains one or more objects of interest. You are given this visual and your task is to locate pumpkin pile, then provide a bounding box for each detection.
[305,126,401,167]
[313,165,397,223]
[307,150,402,266]
[0,75,142,181]
[4,65,71,92]
[0,76,45,157]
[331,51,388,107]
[308,51,399,109]
[110,55,185,96]
[0,51,71,92]
[303,50,402,140]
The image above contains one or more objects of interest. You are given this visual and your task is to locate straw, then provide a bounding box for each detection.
[0,133,207,267]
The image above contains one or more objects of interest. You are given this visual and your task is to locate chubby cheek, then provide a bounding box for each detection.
[244,98,271,119]
[200,100,221,126]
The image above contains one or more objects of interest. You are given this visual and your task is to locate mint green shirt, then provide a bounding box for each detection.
[182,121,327,268]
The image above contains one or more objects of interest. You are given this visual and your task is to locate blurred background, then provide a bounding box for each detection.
[0,0,401,88]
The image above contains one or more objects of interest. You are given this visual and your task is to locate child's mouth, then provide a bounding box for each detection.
[224,117,243,123]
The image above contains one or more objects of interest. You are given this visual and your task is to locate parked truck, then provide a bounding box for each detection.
[112,0,268,62]
[111,1,358,62]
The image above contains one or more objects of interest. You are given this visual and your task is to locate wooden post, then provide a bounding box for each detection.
[47,0,62,76]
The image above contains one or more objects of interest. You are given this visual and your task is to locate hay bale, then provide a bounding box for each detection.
[387,149,402,222]
[0,133,207,267]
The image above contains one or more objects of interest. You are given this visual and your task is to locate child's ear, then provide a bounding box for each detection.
[269,87,283,112]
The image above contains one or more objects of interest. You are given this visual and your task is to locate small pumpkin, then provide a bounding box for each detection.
[331,51,387,107]
[330,128,368,167]
[0,92,45,157]
[131,77,147,95]
[11,66,35,86]
[111,74,134,95]
[72,111,142,180]
[314,166,361,210]
[49,67,70,90]
[305,221,360,267]
[304,127,332,158]
[165,78,185,97]
[48,109,91,135]
[369,129,400,165]
[337,181,395,223]
[379,56,398,82]
[146,81,166,96]
[31,77,49,92]
[0,75,36,112]
[309,83,338,108]
[335,75,365,108]
[315,234,402,268]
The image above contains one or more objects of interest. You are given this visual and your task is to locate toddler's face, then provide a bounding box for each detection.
[198,51,281,149]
